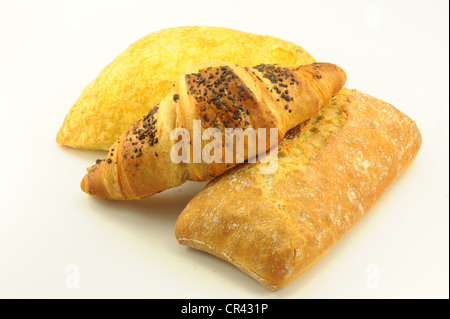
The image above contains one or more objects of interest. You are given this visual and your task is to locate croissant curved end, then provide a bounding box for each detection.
[316,62,347,95]
[80,164,111,199]
[80,173,91,194]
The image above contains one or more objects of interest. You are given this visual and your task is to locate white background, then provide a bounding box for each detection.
[0,0,448,299]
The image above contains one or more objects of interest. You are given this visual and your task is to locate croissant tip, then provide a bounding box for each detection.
[80,173,91,195]
[80,163,126,200]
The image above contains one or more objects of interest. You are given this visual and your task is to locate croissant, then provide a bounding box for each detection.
[81,62,346,200]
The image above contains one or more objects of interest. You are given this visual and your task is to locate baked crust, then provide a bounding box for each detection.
[175,88,422,290]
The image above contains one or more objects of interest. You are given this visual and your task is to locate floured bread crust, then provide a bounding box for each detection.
[175,88,422,290]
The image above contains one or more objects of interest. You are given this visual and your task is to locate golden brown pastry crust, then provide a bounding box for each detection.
[81,62,346,200]
[56,26,316,150]
[175,89,422,290]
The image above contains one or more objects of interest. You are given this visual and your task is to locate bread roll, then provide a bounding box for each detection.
[175,88,422,290]
[56,26,315,150]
